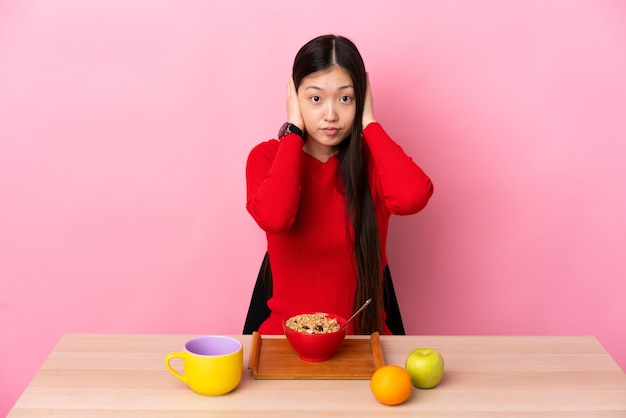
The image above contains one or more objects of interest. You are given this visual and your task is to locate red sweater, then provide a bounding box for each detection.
[246,123,433,335]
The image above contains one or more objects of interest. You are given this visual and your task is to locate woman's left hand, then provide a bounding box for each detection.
[362,72,376,129]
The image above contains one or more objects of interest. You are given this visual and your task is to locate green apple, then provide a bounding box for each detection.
[405,348,444,389]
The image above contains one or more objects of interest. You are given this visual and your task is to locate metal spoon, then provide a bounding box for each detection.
[339,298,372,331]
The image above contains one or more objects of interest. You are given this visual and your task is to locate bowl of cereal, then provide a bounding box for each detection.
[283,312,348,362]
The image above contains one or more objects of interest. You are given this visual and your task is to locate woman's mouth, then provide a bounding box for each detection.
[322,127,340,136]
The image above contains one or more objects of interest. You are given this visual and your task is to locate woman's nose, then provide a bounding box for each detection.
[324,103,338,121]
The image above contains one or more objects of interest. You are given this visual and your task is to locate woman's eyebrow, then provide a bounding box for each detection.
[304,84,354,91]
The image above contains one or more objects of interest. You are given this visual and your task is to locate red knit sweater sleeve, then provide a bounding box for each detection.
[246,133,304,233]
[363,122,434,215]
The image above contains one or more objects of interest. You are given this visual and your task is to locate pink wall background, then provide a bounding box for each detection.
[1,0,625,414]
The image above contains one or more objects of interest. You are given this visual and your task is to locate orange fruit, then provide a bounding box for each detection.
[370,365,413,406]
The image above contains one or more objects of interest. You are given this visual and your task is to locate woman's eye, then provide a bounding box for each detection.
[311,96,321,103]
[340,96,353,104]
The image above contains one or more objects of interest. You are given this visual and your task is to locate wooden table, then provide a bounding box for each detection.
[8,334,626,417]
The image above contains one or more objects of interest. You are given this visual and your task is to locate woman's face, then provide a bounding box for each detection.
[297,65,356,153]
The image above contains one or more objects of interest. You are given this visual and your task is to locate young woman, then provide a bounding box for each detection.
[244,35,433,335]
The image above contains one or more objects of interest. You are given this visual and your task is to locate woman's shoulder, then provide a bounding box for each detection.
[248,139,280,160]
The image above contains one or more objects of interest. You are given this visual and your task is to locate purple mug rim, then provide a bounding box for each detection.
[184,335,242,357]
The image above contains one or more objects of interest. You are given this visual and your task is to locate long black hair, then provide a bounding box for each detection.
[292,35,383,334]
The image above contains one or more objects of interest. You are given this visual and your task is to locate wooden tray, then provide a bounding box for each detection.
[247,331,385,380]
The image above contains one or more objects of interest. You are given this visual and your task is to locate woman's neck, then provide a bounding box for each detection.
[302,141,338,162]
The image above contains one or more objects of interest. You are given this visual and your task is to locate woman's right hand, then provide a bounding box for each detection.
[286,77,305,132]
